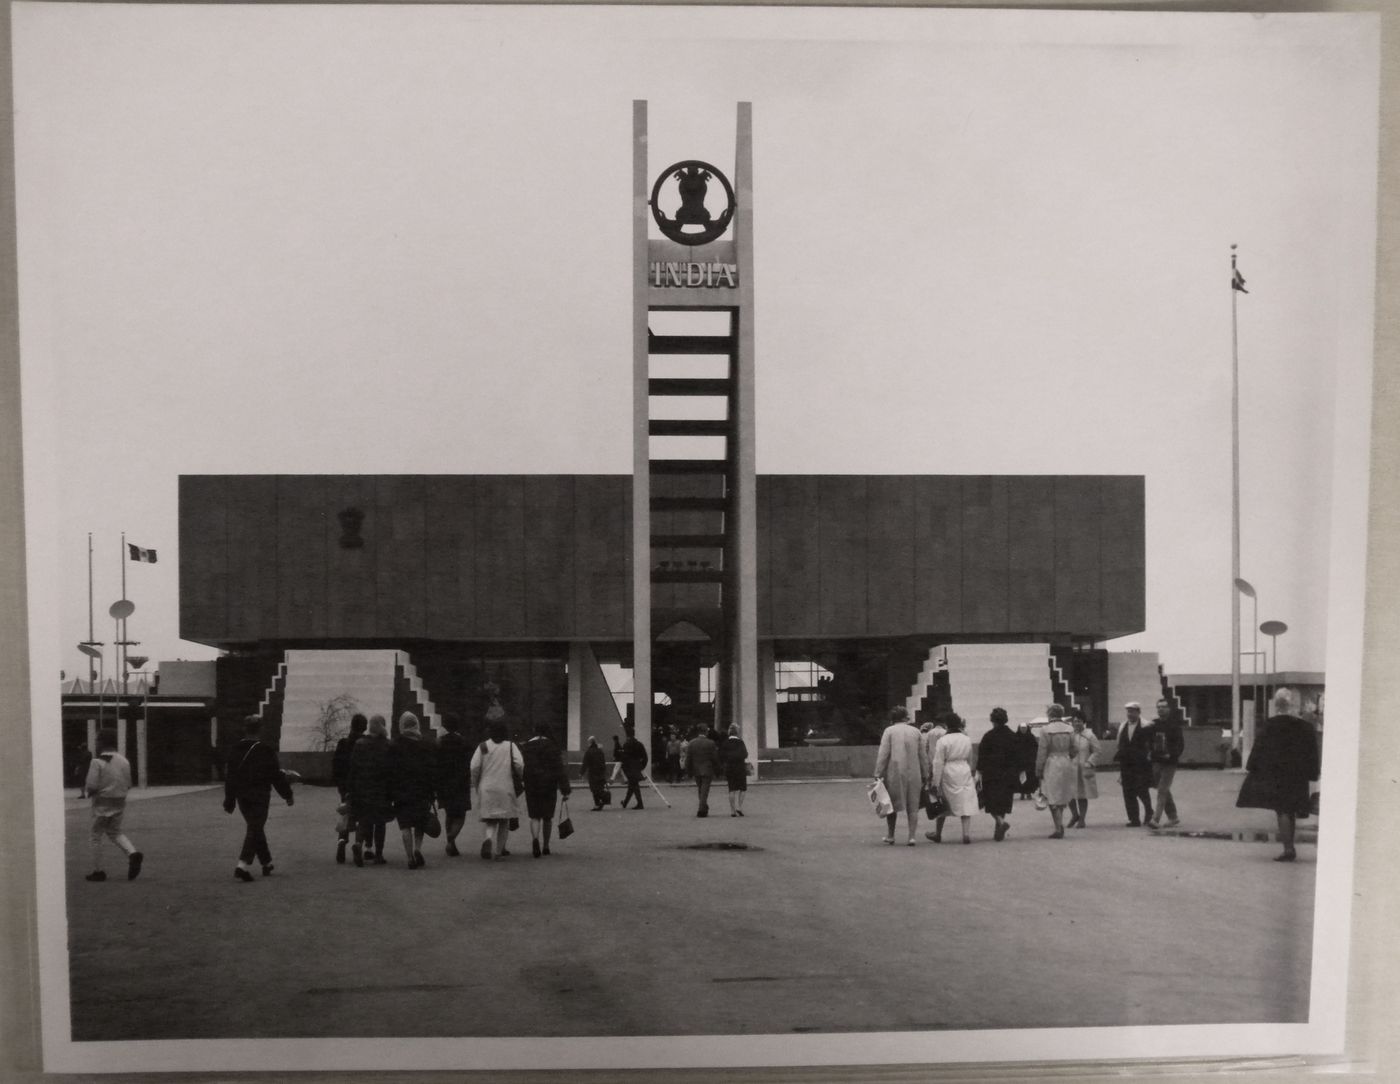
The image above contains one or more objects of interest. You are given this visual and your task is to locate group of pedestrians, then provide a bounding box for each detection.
[80,688,1318,884]
[875,695,1219,846]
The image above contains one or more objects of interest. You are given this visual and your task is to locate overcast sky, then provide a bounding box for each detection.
[13,5,1379,683]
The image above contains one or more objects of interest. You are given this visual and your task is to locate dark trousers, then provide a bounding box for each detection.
[1121,773,1153,824]
[237,796,272,866]
[694,774,713,814]
[588,777,609,807]
[622,771,644,807]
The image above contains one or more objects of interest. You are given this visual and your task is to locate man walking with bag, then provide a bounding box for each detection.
[223,715,295,882]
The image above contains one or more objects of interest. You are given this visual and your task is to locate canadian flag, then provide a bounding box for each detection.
[127,543,157,564]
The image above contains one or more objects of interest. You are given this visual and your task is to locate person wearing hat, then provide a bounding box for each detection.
[1035,705,1077,838]
[618,723,650,810]
[386,712,438,869]
[1113,701,1155,827]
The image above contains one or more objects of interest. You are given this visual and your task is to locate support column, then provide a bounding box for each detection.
[567,642,584,752]
[631,100,653,755]
[210,717,220,782]
[136,715,148,789]
[86,718,97,754]
[759,640,777,758]
[731,101,761,773]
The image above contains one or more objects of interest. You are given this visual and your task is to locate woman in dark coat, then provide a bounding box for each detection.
[1015,723,1040,799]
[348,714,393,866]
[581,736,610,810]
[386,713,437,870]
[976,707,1019,841]
[521,721,572,857]
[435,713,472,857]
[1236,687,1321,862]
[719,724,750,816]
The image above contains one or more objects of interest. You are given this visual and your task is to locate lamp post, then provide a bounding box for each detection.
[1260,620,1288,698]
[1234,578,1259,762]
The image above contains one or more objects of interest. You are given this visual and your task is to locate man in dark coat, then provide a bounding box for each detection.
[1114,702,1154,827]
[580,736,610,810]
[1147,698,1185,828]
[386,713,437,869]
[685,726,722,818]
[331,713,367,864]
[619,724,649,810]
[435,713,472,856]
[223,715,295,882]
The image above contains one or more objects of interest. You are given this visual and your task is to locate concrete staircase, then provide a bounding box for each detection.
[278,649,437,753]
[945,643,1056,745]
[902,646,945,723]
[1105,651,1165,727]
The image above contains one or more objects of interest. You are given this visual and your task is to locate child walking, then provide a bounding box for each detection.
[84,729,143,882]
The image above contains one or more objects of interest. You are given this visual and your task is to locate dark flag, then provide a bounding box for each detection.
[1232,267,1248,294]
[128,543,157,564]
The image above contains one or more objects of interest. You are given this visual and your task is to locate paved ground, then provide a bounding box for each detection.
[64,770,1315,1041]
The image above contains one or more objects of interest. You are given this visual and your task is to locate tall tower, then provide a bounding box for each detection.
[632,101,759,768]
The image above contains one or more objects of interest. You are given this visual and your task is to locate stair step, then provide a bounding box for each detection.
[649,378,732,396]
[651,533,727,548]
[649,419,730,436]
[648,334,734,355]
[650,459,728,475]
[650,496,729,511]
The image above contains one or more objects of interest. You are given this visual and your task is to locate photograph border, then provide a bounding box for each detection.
[3,1,1399,1080]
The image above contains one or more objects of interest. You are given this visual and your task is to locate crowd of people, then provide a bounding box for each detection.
[77,687,1319,883]
[873,690,1318,859]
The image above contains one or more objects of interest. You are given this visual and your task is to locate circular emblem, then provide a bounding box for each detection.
[649,161,736,246]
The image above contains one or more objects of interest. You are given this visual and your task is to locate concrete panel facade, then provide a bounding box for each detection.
[181,472,1144,647]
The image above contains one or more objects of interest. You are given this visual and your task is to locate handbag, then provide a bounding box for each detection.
[557,798,575,840]
[924,788,948,819]
[1033,790,1049,811]
[420,804,442,838]
[868,778,894,817]
[509,816,520,831]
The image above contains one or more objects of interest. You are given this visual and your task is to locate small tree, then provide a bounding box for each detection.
[316,693,362,752]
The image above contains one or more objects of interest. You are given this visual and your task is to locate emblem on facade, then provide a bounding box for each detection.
[337,507,365,549]
[649,161,736,246]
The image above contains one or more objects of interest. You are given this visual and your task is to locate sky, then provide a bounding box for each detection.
[12,5,1380,684]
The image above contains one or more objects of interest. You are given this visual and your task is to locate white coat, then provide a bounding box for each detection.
[470,739,523,821]
[930,732,979,817]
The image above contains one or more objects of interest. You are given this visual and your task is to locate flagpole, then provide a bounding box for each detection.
[1230,245,1242,763]
[87,532,95,686]
[120,531,128,694]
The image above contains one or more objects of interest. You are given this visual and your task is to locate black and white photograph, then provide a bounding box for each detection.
[11,3,1381,1075]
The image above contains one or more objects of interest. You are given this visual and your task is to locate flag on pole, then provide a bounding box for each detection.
[1232,266,1248,293]
[127,543,157,564]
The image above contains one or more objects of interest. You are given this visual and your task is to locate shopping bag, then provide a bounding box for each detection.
[868,779,894,817]
[557,799,575,840]
[1033,791,1049,811]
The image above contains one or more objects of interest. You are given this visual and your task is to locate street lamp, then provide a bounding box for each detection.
[1260,620,1289,691]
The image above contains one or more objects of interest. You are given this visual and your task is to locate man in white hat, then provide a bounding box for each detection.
[1113,702,1154,827]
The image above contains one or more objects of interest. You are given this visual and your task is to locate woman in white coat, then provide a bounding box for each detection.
[469,718,524,860]
[1067,707,1100,829]
[874,706,929,846]
[1035,704,1077,838]
[928,713,979,844]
